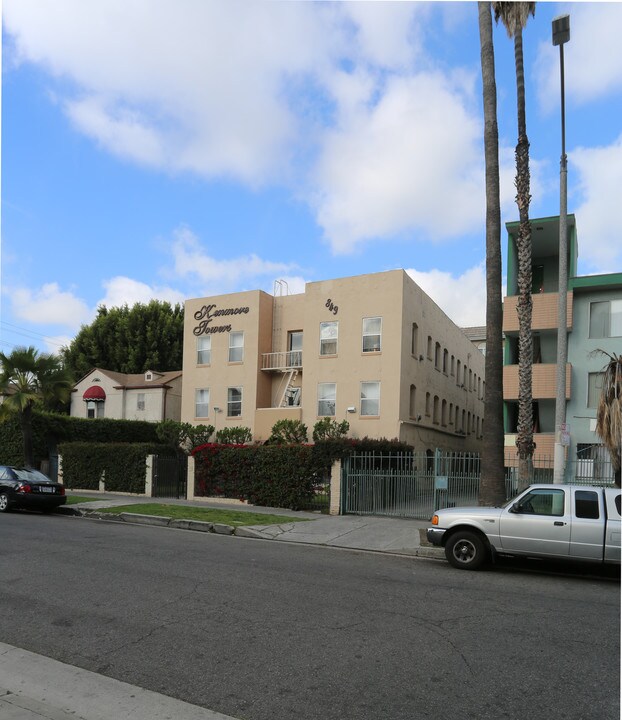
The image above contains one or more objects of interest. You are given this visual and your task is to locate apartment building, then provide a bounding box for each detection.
[502,214,622,481]
[181,270,486,453]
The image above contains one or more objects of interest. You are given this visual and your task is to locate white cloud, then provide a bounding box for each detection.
[312,72,487,252]
[571,134,622,271]
[3,0,336,185]
[406,265,487,328]
[8,283,91,328]
[535,4,622,112]
[170,226,299,293]
[98,277,186,309]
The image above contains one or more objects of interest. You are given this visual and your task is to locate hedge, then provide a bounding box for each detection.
[60,442,173,493]
[192,437,414,510]
[193,444,322,510]
[0,410,161,467]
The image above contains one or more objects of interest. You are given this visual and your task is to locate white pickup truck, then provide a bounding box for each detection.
[426,484,621,570]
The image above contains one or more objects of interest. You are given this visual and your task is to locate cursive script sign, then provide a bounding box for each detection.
[193,304,250,336]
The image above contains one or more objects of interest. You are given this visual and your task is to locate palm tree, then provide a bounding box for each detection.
[595,351,622,487]
[478,2,506,506]
[493,2,536,488]
[0,346,73,467]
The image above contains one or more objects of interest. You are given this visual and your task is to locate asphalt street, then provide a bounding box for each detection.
[1,510,620,720]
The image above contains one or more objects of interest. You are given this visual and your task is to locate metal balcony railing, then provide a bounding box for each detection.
[261,351,303,371]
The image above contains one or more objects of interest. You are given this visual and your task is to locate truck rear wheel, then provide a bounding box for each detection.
[445,530,488,570]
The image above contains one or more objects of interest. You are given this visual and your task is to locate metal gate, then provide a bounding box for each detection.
[152,456,188,499]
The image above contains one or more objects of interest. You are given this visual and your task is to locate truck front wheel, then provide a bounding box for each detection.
[445,531,488,570]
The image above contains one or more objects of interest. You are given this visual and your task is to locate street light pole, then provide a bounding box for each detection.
[553,14,570,484]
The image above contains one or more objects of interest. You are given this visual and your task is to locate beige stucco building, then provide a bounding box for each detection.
[71,368,183,422]
[181,270,485,453]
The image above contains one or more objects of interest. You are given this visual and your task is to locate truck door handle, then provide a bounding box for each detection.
[554,521,566,526]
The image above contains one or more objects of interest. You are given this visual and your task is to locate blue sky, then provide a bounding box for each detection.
[2,1,621,356]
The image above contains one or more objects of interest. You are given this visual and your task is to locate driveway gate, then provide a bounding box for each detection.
[152,455,187,499]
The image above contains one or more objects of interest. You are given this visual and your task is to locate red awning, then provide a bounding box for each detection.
[83,386,106,402]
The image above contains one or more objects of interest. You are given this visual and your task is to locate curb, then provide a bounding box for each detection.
[60,507,445,559]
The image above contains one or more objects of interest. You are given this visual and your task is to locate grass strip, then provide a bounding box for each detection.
[94,503,311,526]
[65,496,97,505]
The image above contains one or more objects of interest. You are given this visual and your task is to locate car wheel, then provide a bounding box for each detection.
[0,492,12,513]
[445,530,488,570]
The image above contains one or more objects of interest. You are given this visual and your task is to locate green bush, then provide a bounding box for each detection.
[60,442,172,493]
[193,444,321,509]
[312,418,349,441]
[155,420,215,454]
[269,419,308,444]
[215,426,252,444]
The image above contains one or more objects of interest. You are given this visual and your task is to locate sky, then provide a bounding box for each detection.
[1,0,621,356]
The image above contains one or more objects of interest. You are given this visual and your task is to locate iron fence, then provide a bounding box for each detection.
[341,451,617,520]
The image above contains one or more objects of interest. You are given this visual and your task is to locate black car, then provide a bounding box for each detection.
[0,466,66,513]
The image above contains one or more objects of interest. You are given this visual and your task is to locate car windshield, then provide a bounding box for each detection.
[12,468,52,483]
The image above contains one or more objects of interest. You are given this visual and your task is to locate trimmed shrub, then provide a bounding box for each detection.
[312,418,349,441]
[193,443,320,510]
[215,426,252,444]
[60,442,172,493]
[269,419,308,444]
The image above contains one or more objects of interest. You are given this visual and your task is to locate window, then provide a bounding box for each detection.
[411,323,419,356]
[589,300,622,338]
[320,322,338,356]
[288,331,303,366]
[227,387,242,417]
[433,396,440,425]
[425,392,431,416]
[195,388,209,418]
[587,372,604,408]
[86,400,104,419]
[360,382,380,416]
[137,393,145,411]
[317,383,336,416]
[427,336,433,360]
[443,349,448,374]
[197,336,211,364]
[575,490,600,520]
[515,488,565,516]
[441,399,447,426]
[456,360,461,385]
[451,355,455,375]
[228,332,244,362]
[434,342,441,370]
[362,317,382,353]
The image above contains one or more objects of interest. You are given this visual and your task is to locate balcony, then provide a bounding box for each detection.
[503,291,573,334]
[503,363,571,400]
[261,351,302,371]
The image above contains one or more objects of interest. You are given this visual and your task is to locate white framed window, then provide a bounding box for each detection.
[317,383,336,416]
[86,400,104,419]
[360,382,380,416]
[195,388,210,418]
[137,393,145,411]
[362,317,382,353]
[197,336,211,364]
[228,331,244,362]
[227,386,242,417]
[589,300,622,338]
[320,322,338,356]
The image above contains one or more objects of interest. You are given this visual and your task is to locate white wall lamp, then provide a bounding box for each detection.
[347,406,357,414]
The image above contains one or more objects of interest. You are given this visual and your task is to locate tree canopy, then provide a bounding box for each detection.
[0,346,74,466]
[61,300,184,378]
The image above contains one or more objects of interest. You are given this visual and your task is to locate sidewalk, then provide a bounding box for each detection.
[0,642,238,720]
[59,491,444,560]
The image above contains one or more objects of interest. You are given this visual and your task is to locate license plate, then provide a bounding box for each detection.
[39,486,54,493]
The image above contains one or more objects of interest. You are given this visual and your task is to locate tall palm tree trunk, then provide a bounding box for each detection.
[478,2,506,506]
[513,27,535,487]
[20,403,35,468]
